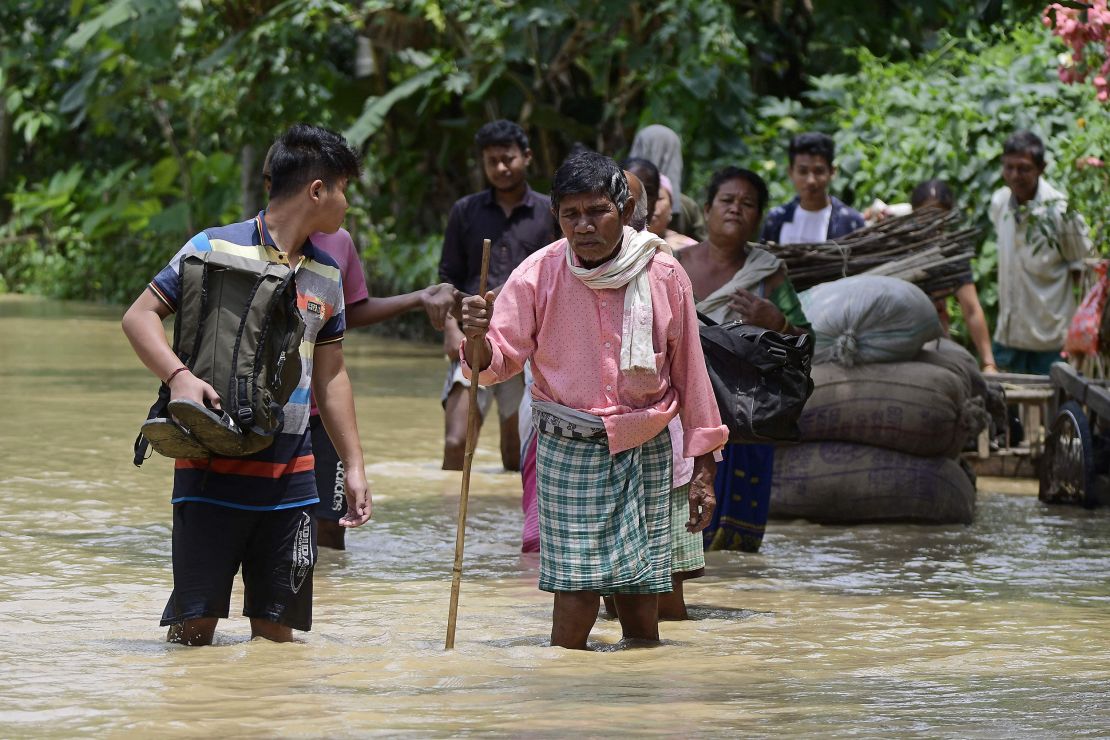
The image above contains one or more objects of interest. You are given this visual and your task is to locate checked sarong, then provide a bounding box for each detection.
[535,429,673,594]
[669,483,705,575]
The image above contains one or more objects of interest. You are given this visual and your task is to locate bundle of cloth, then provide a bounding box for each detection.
[770,275,990,525]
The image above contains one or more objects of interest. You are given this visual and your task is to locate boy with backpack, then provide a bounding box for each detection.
[121,124,370,645]
[261,145,455,551]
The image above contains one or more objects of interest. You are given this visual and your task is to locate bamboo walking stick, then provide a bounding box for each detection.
[445,237,491,650]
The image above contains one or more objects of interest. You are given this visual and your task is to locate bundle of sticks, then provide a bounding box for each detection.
[763,206,980,295]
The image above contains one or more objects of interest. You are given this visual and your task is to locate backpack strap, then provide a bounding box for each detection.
[227,272,269,428]
[252,267,298,393]
[242,266,299,437]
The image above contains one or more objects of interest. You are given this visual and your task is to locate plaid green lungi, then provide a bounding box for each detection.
[669,483,705,575]
[535,428,673,595]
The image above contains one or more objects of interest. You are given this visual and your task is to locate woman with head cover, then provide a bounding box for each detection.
[675,167,810,555]
[651,175,698,252]
[911,179,997,372]
[630,124,707,241]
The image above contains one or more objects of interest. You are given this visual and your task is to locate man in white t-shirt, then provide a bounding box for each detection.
[761,132,864,245]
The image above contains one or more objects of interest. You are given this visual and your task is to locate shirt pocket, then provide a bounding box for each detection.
[298,293,328,342]
[1019,234,1064,283]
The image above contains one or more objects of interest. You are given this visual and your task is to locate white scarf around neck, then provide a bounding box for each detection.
[565,225,669,374]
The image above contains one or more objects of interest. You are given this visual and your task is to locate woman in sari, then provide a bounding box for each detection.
[675,167,810,552]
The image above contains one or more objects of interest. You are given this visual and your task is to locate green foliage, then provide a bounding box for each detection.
[0,0,356,300]
[720,25,1110,341]
[0,0,1101,352]
[0,150,240,301]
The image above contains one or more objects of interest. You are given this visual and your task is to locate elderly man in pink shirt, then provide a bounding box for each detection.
[460,151,727,650]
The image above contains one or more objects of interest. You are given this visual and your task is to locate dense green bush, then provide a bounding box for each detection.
[691,26,1110,343]
[1,0,1100,353]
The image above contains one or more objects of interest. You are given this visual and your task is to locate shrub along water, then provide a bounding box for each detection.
[723,25,1110,342]
[1,5,1104,349]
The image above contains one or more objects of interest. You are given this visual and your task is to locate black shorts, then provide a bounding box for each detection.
[161,501,317,631]
[310,415,347,523]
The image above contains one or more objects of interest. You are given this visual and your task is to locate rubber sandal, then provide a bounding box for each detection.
[167,399,249,457]
[141,418,212,459]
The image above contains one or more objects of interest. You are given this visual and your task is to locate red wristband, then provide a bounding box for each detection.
[164,366,189,385]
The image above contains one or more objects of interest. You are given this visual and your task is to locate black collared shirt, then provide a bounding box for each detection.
[438,185,559,295]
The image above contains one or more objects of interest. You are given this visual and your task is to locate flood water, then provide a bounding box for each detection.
[2,293,1110,737]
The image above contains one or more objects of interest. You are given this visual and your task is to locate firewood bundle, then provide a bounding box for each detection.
[763,207,980,295]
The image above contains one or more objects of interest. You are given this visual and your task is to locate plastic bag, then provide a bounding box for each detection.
[1064,261,1109,357]
[800,275,942,366]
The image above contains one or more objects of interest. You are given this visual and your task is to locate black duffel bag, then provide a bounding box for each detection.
[696,312,814,444]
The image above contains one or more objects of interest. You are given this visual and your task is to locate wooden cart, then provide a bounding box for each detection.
[966,372,1055,479]
[1038,362,1110,507]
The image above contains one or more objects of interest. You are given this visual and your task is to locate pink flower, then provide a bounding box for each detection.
[1087,156,1105,167]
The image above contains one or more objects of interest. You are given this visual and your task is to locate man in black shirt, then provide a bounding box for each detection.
[439,120,557,470]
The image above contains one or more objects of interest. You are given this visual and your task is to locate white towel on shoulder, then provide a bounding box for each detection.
[566,225,669,374]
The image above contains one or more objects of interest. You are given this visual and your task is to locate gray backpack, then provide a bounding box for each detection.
[134,250,305,464]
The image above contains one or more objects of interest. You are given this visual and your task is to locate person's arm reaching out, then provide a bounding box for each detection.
[346,283,456,331]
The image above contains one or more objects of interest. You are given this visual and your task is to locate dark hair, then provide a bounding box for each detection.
[1003,130,1045,168]
[910,179,955,210]
[475,119,529,153]
[621,157,660,205]
[705,167,770,214]
[788,132,835,167]
[266,124,360,201]
[551,151,629,216]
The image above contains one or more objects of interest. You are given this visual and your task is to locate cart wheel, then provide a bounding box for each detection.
[1039,400,1095,508]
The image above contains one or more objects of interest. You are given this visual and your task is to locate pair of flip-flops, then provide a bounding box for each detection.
[142,399,245,459]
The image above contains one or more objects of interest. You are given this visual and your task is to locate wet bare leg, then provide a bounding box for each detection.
[443,384,482,470]
[499,412,521,472]
[601,595,618,619]
[316,519,346,550]
[612,594,659,642]
[657,575,688,621]
[167,617,218,646]
[659,569,704,621]
[249,618,293,643]
[551,590,601,650]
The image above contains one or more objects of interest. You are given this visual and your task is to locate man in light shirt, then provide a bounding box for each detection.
[458,151,727,649]
[990,130,1092,375]
[761,132,864,245]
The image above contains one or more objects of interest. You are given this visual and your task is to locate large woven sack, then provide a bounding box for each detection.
[770,442,975,524]
[917,338,1000,439]
[800,360,975,458]
[800,275,942,366]
[917,338,978,395]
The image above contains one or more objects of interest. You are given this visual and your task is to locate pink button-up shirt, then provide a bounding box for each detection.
[462,239,728,457]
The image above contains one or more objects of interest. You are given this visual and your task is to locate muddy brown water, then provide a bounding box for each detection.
[2,294,1109,737]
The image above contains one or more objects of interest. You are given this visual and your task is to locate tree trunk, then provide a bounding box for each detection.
[0,90,11,219]
[240,143,263,217]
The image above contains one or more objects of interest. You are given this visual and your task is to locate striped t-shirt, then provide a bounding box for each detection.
[149,212,346,510]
